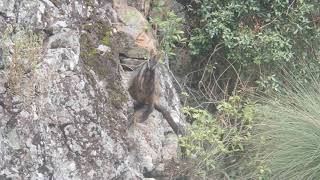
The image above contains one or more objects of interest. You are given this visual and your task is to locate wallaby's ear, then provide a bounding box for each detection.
[149,56,158,70]
[150,49,156,56]
[147,49,158,70]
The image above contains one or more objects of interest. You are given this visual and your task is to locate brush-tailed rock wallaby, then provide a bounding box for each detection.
[128,53,186,136]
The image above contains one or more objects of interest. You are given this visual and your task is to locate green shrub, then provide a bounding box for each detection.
[179,96,255,178]
[187,0,320,90]
[150,10,186,58]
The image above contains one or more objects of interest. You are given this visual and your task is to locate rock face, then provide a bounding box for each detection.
[0,0,186,179]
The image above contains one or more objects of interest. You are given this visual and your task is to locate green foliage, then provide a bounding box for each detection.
[256,74,281,93]
[180,96,255,178]
[188,0,320,88]
[101,30,111,46]
[150,11,186,58]
[251,73,320,179]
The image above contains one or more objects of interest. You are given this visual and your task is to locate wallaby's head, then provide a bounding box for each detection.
[148,49,162,70]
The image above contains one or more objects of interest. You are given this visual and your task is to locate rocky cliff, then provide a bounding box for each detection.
[0,0,186,179]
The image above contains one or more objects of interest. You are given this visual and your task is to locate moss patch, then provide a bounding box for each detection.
[80,20,113,79]
[101,31,111,46]
[80,33,108,78]
[84,0,94,7]
[82,20,111,41]
[80,19,128,111]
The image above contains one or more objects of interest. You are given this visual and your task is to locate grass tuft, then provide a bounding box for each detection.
[253,73,320,179]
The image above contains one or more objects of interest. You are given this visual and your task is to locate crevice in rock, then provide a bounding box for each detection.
[119,53,147,71]
[58,123,74,154]
[142,167,153,178]
[0,100,5,109]
[13,0,22,24]
[119,53,147,61]
[5,116,18,131]
[0,12,9,20]
[44,0,60,9]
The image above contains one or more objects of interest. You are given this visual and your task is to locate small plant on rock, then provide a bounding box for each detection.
[1,27,43,96]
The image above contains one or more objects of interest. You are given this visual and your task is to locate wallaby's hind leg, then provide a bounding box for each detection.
[140,104,153,122]
[133,102,145,111]
[133,104,154,123]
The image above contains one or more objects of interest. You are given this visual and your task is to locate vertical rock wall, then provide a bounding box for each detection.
[0,0,186,179]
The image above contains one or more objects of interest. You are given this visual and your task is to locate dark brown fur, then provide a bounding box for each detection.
[128,54,186,136]
[129,56,160,122]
